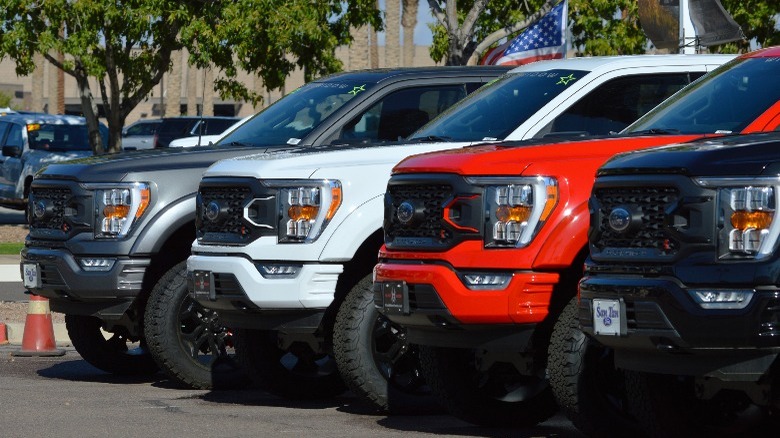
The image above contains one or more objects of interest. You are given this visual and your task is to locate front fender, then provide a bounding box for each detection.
[131,194,196,254]
[318,194,383,262]
[533,200,589,270]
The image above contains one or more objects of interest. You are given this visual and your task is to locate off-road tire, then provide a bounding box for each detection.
[234,328,346,399]
[333,274,438,414]
[548,296,639,437]
[144,262,247,390]
[66,314,158,375]
[419,345,557,427]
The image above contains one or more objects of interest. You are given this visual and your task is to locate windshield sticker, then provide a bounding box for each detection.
[348,84,367,95]
[287,138,302,145]
[556,74,577,85]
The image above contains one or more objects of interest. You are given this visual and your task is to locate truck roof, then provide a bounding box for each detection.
[318,65,513,84]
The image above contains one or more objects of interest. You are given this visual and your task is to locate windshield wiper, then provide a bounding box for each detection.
[626,128,681,136]
[220,141,256,147]
[408,135,453,143]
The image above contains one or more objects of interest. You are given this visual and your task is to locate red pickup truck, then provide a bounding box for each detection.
[374,46,780,433]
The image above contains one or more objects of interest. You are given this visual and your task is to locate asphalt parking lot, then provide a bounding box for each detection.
[0,346,584,437]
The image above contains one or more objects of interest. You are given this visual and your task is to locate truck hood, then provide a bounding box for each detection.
[391,134,703,176]
[36,144,304,182]
[203,141,473,179]
[598,132,780,177]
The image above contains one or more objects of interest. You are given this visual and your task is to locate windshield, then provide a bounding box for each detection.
[626,57,780,134]
[219,81,376,147]
[410,69,587,142]
[28,123,106,151]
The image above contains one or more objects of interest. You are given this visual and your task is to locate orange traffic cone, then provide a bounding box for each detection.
[12,295,65,357]
[0,322,8,345]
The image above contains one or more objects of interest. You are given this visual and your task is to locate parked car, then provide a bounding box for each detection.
[121,118,162,150]
[168,115,252,148]
[0,113,107,210]
[153,116,241,148]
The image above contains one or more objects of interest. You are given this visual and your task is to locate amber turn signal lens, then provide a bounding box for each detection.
[731,210,774,230]
[288,205,319,221]
[496,205,531,222]
[103,205,130,218]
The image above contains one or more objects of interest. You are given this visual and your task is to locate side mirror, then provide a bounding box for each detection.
[2,145,22,157]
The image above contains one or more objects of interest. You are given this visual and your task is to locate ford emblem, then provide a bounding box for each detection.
[608,207,631,232]
[397,201,415,224]
[204,201,221,222]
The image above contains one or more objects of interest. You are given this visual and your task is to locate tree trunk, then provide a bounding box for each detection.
[73,65,106,155]
[386,0,401,68]
[402,0,419,66]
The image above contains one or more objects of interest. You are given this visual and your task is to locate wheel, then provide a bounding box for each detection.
[144,261,248,390]
[65,314,158,375]
[625,370,771,437]
[333,275,438,413]
[547,296,639,437]
[419,345,557,427]
[234,328,347,399]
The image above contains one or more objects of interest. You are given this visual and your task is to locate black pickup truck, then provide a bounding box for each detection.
[20,66,509,389]
[580,132,780,436]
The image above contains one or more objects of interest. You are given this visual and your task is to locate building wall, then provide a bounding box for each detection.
[0,45,438,126]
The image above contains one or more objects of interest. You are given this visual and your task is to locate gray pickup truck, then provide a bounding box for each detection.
[20,66,509,389]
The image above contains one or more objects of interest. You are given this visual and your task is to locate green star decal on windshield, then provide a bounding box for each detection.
[557,74,577,85]
[348,84,366,95]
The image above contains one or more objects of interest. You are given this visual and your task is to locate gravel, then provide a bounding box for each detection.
[0,224,28,244]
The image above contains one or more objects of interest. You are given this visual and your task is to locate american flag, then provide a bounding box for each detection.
[480,0,568,66]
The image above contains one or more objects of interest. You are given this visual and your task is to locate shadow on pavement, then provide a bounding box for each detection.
[36,358,164,385]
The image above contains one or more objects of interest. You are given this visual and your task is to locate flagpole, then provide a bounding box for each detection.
[679,0,697,54]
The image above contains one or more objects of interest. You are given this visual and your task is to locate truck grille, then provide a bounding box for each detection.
[593,186,680,255]
[196,178,278,246]
[385,183,453,246]
[28,186,87,240]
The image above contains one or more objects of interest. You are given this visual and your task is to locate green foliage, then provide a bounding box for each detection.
[569,0,646,55]
[428,0,780,63]
[715,0,780,53]
[0,90,16,109]
[0,0,381,153]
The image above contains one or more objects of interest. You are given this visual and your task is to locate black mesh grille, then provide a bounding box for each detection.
[198,186,251,234]
[385,184,452,242]
[594,186,679,254]
[30,186,69,229]
[196,178,279,246]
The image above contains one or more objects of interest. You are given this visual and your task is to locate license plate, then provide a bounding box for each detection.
[22,263,40,289]
[192,270,215,300]
[592,298,623,336]
[381,281,409,315]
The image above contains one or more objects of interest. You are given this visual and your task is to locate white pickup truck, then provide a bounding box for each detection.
[187,54,732,411]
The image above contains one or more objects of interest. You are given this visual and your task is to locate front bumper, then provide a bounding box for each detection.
[579,275,780,378]
[187,254,342,330]
[21,247,149,319]
[373,261,559,348]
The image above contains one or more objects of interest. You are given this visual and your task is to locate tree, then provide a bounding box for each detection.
[0,0,381,154]
[428,0,647,65]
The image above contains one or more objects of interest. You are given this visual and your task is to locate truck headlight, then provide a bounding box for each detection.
[467,176,558,248]
[266,179,342,243]
[697,177,780,259]
[85,183,150,238]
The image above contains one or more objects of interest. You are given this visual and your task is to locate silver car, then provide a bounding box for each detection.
[121,118,162,150]
[0,112,107,210]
